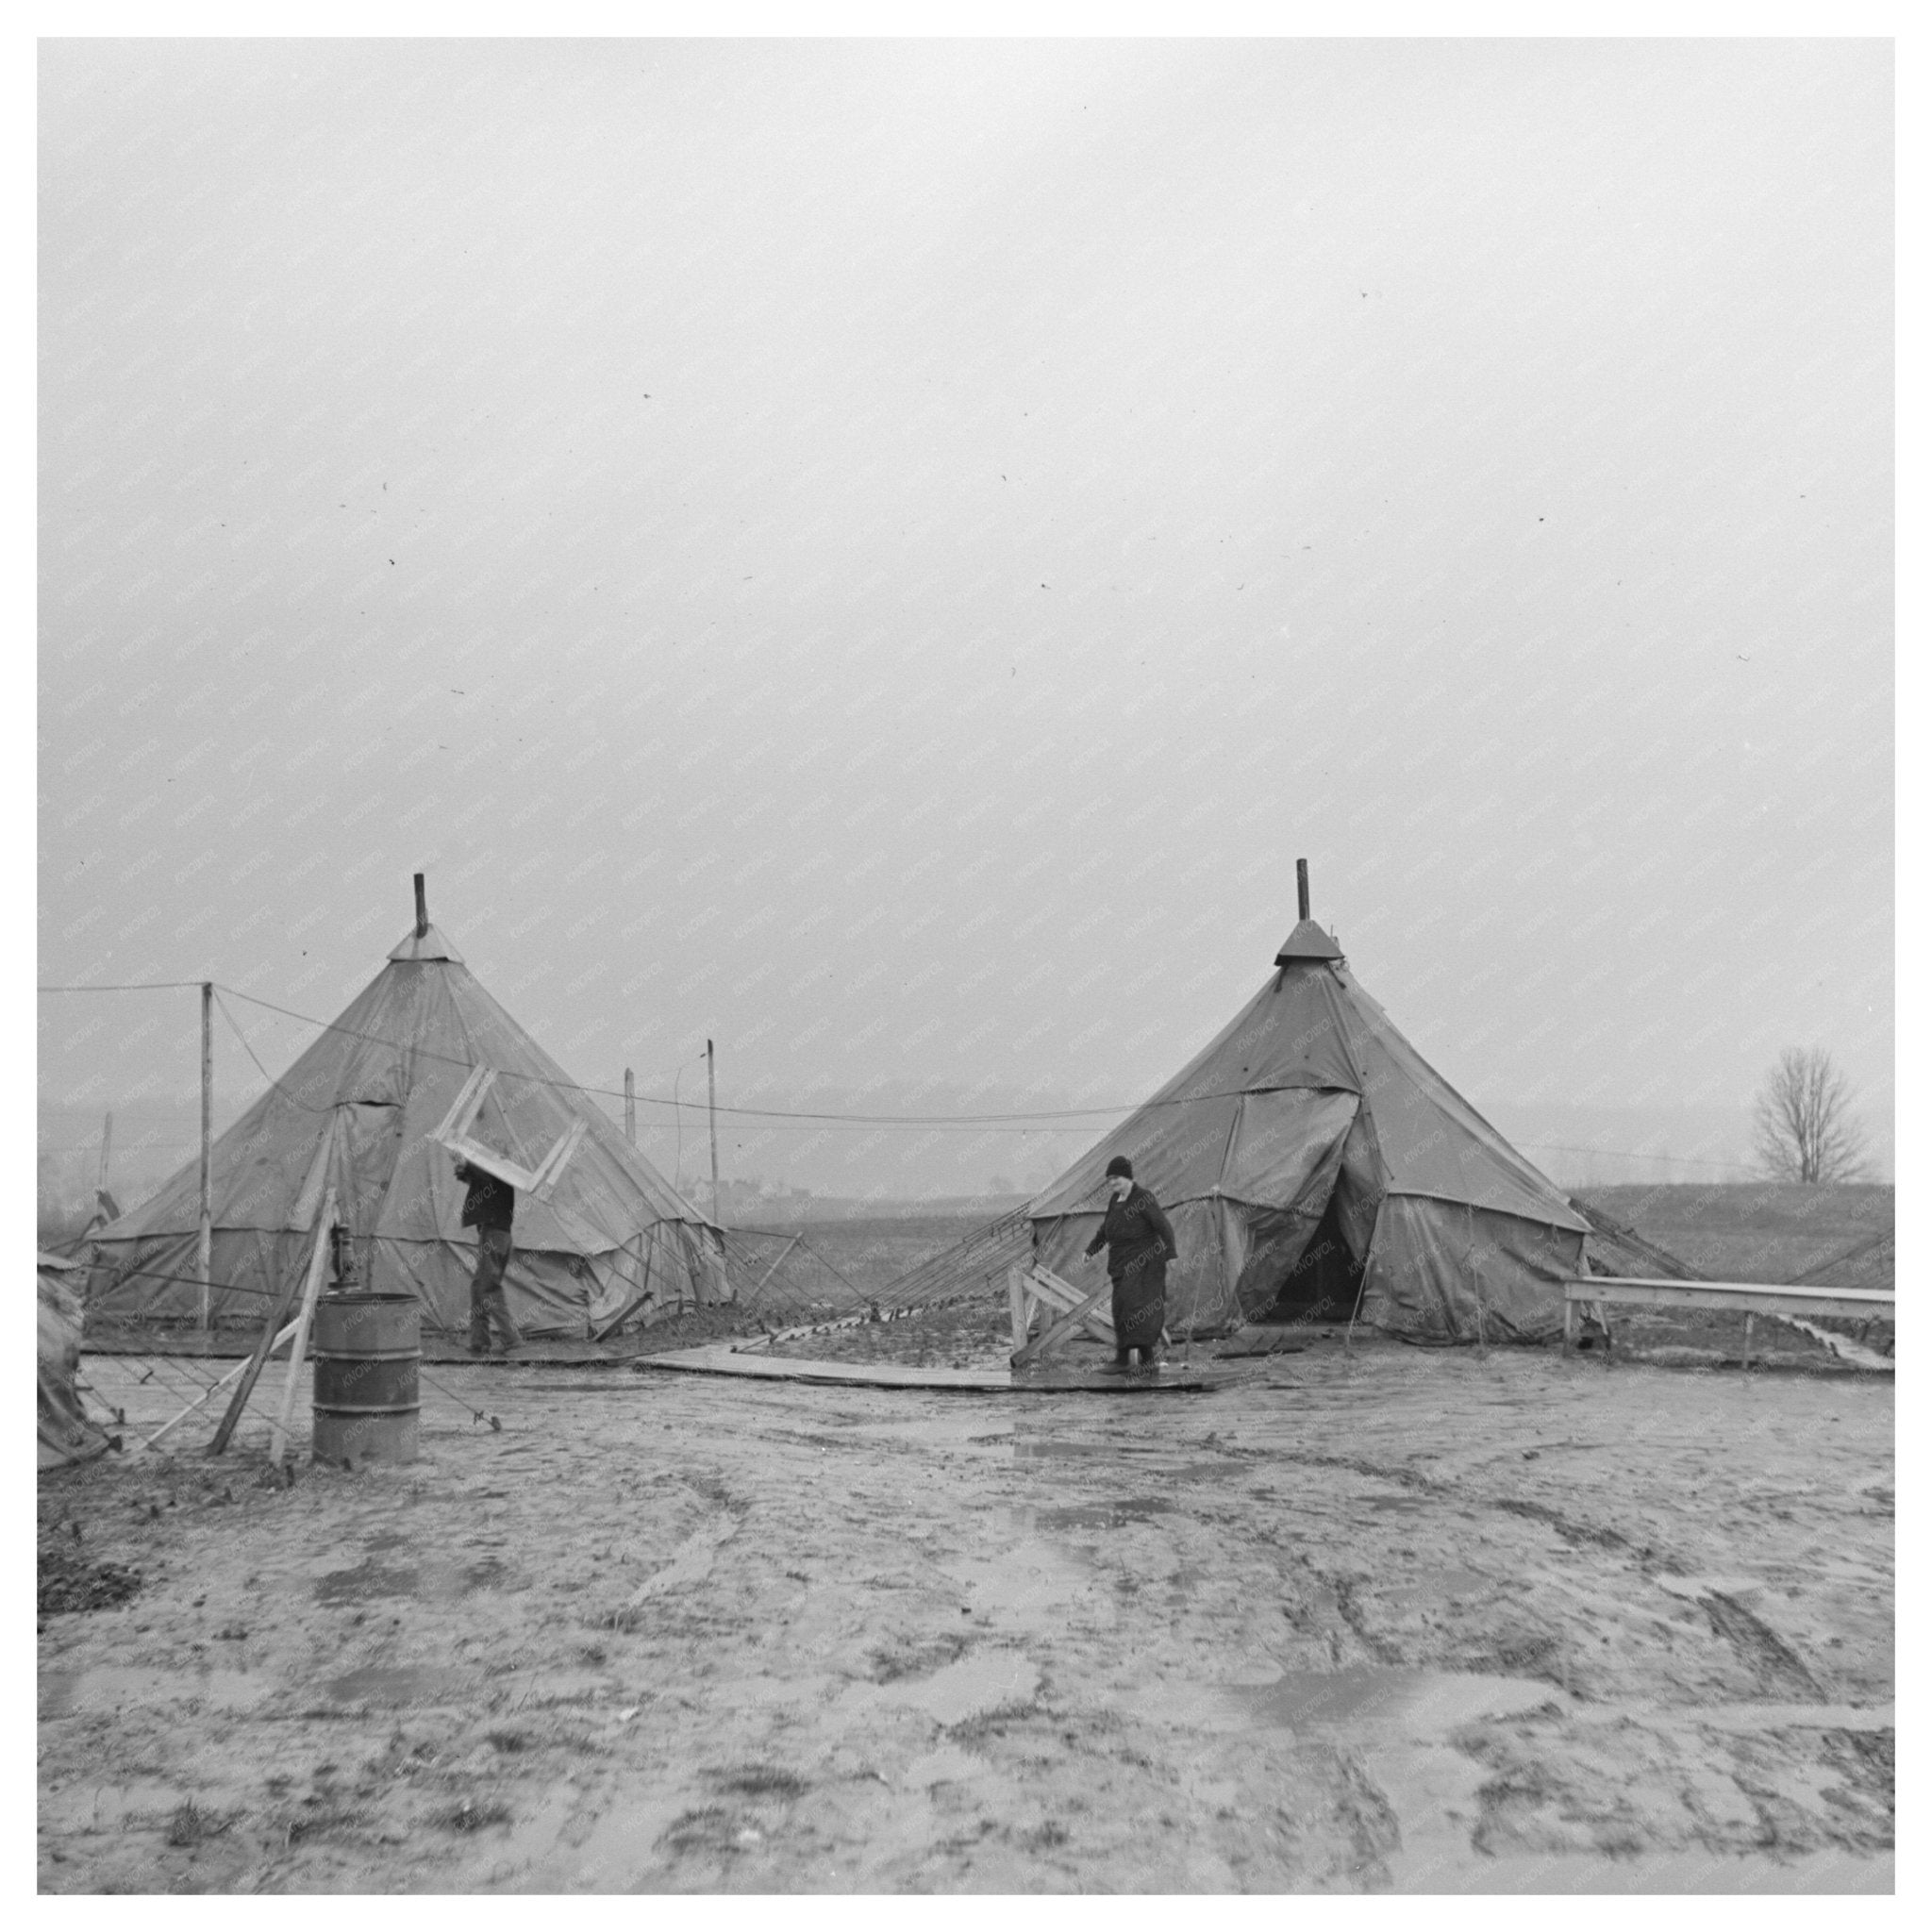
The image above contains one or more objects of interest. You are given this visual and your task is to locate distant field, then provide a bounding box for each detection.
[755,1212,1017,1303]
[1577,1182,1893,1286]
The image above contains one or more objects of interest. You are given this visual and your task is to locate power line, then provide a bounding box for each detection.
[212,988,334,1115]
[208,983,1146,1124]
[1516,1141,1752,1173]
[38,981,206,992]
[38,1136,199,1153]
[37,977,1775,1169]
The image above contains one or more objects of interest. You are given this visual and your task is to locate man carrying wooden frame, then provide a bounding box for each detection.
[456,1152,522,1357]
[431,1063,588,1357]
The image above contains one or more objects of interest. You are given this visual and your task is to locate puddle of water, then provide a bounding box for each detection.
[315,1561,420,1604]
[1654,1574,1766,1602]
[313,1556,507,1605]
[1144,1666,1557,1737]
[940,1540,1091,1617]
[322,1663,475,1706]
[1382,1566,1491,1608]
[1029,1496,1176,1531]
[887,1650,1041,1726]
[1241,1666,1557,1731]
[40,1664,275,1719]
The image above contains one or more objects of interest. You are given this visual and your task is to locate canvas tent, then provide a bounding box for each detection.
[1028,885,1588,1342]
[40,1252,112,1468]
[87,901,728,1339]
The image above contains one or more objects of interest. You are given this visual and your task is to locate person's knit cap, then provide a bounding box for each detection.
[1105,1156,1134,1179]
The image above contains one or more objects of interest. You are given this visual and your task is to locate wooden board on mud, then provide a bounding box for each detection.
[636,1344,1220,1394]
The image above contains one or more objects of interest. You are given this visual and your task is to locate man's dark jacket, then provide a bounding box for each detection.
[455,1159,516,1233]
[1084,1183,1178,1280]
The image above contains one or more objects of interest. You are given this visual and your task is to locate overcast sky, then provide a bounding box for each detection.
[37,39,1892,1195]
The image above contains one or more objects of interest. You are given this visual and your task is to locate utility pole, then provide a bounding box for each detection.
[707,1038,722,1226]
[624,1068,636,1145]
[198,981,213,1331]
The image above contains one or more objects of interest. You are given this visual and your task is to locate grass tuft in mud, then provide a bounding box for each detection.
[431,1797,513,1834]
[714,1764,808,1798]
[657,1805,745,1855]
[868,1631,971,1682]
[165,1800,233,1848]
[278,1804,368,1847]
[38,1548,142,1615]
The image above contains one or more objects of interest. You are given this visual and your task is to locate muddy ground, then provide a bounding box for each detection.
[39,1331,1892,1895]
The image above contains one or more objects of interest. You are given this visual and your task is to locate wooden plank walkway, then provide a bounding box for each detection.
[1565,1275,1895,1370]
[636,1344,1218,1394]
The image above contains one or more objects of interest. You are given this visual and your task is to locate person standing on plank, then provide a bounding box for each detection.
[1084,1155,1177,1369]
[454,1152,522,1357]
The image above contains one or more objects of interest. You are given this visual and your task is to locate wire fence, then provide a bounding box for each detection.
[75,1346,503,1462]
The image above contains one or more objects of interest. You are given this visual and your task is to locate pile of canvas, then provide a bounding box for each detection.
[39,1252,111,1468]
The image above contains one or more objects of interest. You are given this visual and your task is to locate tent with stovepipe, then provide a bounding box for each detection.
[86,888,727,1339]
[1028,868,1588,1341]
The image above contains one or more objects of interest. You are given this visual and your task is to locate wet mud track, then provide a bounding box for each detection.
[38,1347,1892,1891]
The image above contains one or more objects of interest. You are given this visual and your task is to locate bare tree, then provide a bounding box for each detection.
[1752,1047,1870,1184]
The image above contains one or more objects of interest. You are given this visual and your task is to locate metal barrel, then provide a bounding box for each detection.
[312,1292,420,1465]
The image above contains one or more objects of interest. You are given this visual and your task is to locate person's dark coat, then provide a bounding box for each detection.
[1085,1183,1177,1280]
[1085,1182,1177,1355]
[455,1158,516,1233]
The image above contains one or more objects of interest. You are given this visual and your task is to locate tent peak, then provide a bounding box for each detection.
[388,922,464,963]
[1275,856,1342,961]
[1274,918,1342,963]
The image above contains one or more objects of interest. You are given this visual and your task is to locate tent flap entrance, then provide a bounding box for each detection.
[1032,1088,1363,1336]
[1253,1188,1367,1324]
